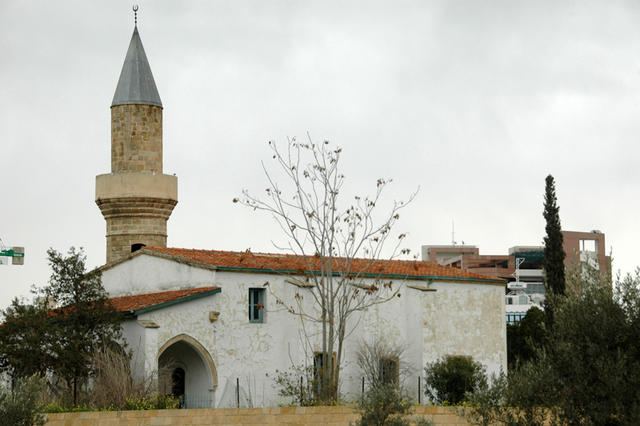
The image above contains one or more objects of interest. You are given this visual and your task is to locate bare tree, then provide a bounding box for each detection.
[356,338,413,390]
[235,136,416,402]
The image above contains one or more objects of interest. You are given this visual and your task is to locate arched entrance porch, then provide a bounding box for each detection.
[158,334,217,408]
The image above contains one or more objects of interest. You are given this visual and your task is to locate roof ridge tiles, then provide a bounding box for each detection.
[140,246,505,284]
[109,286,220,315]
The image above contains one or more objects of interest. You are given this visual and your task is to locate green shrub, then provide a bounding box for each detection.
[121,394,179,410]
[424,355,486,405]
[353,384,434,426]
[0,374,47,426]
[42,402,94,413]
[43,394,178,412]
[268,365,319,406]
[462,371,554,426]
[42,402,69,413]
[354,383,412,426]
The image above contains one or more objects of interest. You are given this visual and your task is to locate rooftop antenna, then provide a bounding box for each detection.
[451,220,456,246]
[133,4,138,27]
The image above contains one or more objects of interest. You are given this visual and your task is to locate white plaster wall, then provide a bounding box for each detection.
[122,296,218,406]
[114,260,506,408]
[336,282,506,400]
[121,320,146,383]
[339,284,426,401]
[102,254,217,296]
[423,282,507,377]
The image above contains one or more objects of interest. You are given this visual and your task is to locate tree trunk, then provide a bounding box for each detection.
[335,319,346,399]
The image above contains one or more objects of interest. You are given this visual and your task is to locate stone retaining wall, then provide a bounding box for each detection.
[45,406,471,425]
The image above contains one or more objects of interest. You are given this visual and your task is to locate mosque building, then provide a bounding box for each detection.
[95,19,507,408]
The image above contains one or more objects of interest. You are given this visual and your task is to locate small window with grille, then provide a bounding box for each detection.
[248,288,265,323]
[379,357,399,385]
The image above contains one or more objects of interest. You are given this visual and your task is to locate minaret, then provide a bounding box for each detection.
[96,21,178,264]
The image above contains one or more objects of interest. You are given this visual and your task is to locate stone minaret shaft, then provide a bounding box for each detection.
[96,26,178,264]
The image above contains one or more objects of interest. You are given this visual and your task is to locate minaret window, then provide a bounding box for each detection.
[131,243,146,253]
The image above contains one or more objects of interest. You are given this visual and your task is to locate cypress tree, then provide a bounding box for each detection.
[543,175,566,326]
[543,175,566,296]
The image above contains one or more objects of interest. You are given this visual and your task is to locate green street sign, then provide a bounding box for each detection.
[0,246,24,265]
[0,249,23,257]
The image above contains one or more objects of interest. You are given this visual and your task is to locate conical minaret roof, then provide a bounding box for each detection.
[111,26,162,108]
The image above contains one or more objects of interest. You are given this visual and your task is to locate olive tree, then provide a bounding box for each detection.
[466,267,640,425]
[0,247,122,406]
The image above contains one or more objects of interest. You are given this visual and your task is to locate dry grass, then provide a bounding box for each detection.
[88,344,176,409]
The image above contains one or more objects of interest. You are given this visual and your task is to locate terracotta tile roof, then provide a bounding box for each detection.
[110,286,220,314]
[140,247,504,284]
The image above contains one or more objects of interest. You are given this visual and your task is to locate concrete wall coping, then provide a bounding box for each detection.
[44,406,471,425]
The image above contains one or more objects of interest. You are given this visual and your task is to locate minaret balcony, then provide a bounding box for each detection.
[95,172,177,219]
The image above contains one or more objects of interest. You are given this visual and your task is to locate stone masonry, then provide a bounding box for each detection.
[111,104,163,173]
[95,104,177,263]
[95,28,178,264]
[95,195,176,263]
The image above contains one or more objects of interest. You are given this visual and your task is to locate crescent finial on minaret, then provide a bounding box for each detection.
[133,5,139,27]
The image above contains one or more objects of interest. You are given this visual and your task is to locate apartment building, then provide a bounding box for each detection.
[422,230,610,323]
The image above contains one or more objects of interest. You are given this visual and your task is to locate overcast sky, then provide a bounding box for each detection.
[1,1,639,309]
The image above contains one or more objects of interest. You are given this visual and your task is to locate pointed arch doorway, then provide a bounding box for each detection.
[158,334,217,408]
